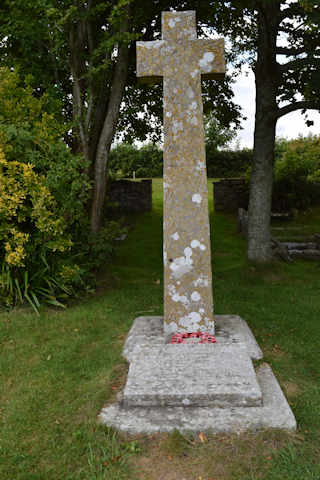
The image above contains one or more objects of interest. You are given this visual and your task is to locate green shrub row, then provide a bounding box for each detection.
[109,143,163,178]
[206,148,252,178]
[109,143,252,179]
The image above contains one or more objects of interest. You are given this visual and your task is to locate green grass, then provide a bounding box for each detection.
[1,178,320,479]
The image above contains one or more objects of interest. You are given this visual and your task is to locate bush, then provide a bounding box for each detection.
[109,142,163,178]
[0,67,91,235]
[206,148,252,178]
[0,146,74,310]
[109,142,251,180]
[273,135,320,210]
[0,67,122,312]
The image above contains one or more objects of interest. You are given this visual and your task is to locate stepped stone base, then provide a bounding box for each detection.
[123,344,262,408]
[99,316,296,434]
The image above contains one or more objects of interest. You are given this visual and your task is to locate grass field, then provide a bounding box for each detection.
[1,178,320,479]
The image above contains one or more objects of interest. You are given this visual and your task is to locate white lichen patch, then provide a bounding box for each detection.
[179,311,202,330]
[173,293,189,305]
[169,247,193,279]
[204,317,215,331]
[190,101,197,110]
[139,40,164,50]
[199,51,215,70]
[191,239,206,251]
[166,321,179,334]
[184,247,192,262]
[191,291,201,302]
[191,239,200,248]
[168,17,181,28]
[163,250,167,266]
[190,69,199,78]
[192,193,202,204]
[193,275,209,287]
[171,232,180,241]
[196,159,205,171]
[186,87,195,99]
[168,283,189,306]
[166,111,172,118]
[172,121,183,135]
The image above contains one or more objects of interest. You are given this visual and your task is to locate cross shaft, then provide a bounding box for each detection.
[137,11,225,334]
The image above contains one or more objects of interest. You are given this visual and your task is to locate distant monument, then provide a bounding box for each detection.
[100,11,296,435]
[137,10,225,335]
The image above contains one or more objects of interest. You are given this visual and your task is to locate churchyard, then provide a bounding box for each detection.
[1,178,319,479]
[1,3,320,479]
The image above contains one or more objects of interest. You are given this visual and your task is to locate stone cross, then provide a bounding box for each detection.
[137,11,225,335]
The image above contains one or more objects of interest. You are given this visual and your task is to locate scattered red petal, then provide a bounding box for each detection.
[170,332,217,344]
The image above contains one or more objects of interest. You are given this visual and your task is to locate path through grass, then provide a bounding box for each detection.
[1,178,320,479]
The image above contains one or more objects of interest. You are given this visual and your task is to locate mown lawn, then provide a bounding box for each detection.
[1,178,319,479]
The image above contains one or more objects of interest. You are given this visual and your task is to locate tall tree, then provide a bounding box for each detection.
[1,0,242,233]
[248,0,320,261]
[189,0,320,261]
[1,0,135,232]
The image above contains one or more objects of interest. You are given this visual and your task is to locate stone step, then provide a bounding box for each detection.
[122,344,262,408]
[100,364,296,434]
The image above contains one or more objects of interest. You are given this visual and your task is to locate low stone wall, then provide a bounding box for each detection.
[108,179,152,212]
[214,178,249,212]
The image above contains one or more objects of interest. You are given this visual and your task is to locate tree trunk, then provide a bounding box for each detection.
[90,29,130,234]
[248,106,276,261]
[247,0,280,262]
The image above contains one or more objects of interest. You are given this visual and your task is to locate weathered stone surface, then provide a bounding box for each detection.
[123,315,263,362]
[214,315,263,360]
[122,344,262,408]
[99,364,297,434]
[137,11,225,335]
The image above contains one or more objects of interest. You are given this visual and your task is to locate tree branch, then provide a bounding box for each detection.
[279,56,317,73]
[276,46,306,56]
[278,3,306,22]
[276,100,320,119]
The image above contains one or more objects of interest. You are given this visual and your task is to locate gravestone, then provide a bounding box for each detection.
[137,10,224,335]
[99,11,296,434]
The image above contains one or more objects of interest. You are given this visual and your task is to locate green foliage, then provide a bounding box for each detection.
[0,67,121,312]
[205,111,238,151]
[109,142,163,178]
[109,141,251,180]
[273,135,320,210]
[206,148,252,178]
[0,67,91,230]
[0,146,75,311]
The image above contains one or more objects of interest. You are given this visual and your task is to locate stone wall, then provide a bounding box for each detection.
[214,179,249,212]
[108,179,152,212]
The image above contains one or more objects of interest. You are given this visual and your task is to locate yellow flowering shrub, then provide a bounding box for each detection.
[0,146,72,269]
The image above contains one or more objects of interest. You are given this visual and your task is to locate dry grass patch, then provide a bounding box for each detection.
[104,359,129,404]
[282,381,300,399]
[131,430,297,480]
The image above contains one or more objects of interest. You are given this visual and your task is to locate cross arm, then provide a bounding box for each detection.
[195,39,225,80]
[136,40,164,84]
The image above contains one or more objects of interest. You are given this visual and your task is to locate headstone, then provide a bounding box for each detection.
[137,11,225,335]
